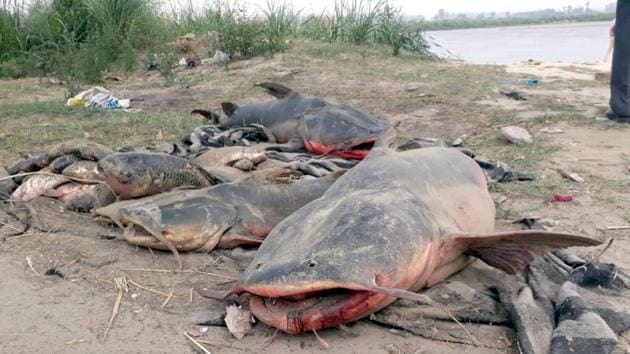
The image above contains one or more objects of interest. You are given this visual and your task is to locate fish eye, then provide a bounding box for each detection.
[306,260,317,268]
[255,263,263,270]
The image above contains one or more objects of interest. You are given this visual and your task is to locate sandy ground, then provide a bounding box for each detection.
[0,51,629,353]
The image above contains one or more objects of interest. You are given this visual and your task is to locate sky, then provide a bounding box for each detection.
[198,0,613,18]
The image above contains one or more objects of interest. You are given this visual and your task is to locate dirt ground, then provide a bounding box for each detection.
[0,42,629,353]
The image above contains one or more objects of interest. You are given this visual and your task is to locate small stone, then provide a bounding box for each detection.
[232,159,255,171]
[225,305,252,340]
[557,168,584,183]
[540,127,564,134]
[494,194,508,204]
[501,126,533,144]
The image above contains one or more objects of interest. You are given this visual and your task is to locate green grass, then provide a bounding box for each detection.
[0,101,201,164]
[1,0,439,83]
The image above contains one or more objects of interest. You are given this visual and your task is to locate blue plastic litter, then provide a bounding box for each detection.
[500,78,541,88]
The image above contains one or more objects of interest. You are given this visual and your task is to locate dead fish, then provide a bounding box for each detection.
[49,154,81,174]
[11,173,69,203]
[46,139,114,162]
[193,147,269,183]
[98,152,218,199]
[196,82,390,160]
[228,145,601,334]
[0,167,18,200]
[193,146,267,168]
[54,183,116,212]
[96,171,344,269]
[62,161,104,181]
[6,140,113,175]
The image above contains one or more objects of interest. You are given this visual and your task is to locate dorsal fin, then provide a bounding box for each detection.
[254,82,293,99]
[221,102,239,117]
[366,126,397,158]
[449,230,603,275]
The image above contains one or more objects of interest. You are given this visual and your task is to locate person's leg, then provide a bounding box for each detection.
[610,0,630,121]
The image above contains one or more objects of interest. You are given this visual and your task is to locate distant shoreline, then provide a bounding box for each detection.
[425,20,612,33]
[421,14,614,31]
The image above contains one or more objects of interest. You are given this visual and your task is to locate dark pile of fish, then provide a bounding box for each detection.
[1,82,627,353]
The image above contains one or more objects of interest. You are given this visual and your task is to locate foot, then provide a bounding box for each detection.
[605,110,630,123]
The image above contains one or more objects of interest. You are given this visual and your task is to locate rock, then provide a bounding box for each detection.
[451,134,467,147]
[224,305,252,339]
[540,127,564,134]
[501,126,533,144]
[557,168,584,183]
[213,50,231,65]
[232,159,255,171]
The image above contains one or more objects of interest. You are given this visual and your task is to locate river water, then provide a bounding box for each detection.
[426,21,612,64]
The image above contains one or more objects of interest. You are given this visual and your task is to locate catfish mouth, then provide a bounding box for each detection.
[304,137,377,160]
[123,223,165,247]
[246,287,388,335]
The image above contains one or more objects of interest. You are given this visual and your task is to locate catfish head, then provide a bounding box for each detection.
[299,104,391,160]
[120,195,238,254]
[232,189,439,334]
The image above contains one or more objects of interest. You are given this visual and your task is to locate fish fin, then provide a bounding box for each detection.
[368,281,481,346]
[254,82,293,99]
[216,233,264,249]
[41,188,62,198]
[191,109,221,124]
[451,230,603,275]
[243,168,297,184]
[370,126,397,153]
[369,284,433,304]
[221,102,239,117]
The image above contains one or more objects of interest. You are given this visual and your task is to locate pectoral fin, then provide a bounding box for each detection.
[450,230,603,274]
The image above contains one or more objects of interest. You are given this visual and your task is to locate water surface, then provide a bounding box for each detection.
[426,21,612,64]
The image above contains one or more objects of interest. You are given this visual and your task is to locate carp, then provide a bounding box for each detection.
[98,152,219,199]
[228,145,602,335]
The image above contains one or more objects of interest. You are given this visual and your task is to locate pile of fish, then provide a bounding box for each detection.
[1,82,627,353]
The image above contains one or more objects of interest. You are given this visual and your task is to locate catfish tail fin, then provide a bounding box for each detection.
[254,82,293,99]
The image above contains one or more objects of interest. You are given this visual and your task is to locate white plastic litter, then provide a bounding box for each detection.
[66,86,130,110]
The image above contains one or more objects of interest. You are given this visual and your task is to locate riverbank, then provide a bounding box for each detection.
[422,13,614,31]
[0,42,628,353]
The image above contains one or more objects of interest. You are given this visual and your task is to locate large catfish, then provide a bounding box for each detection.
[229,145,602,334]
[95,171,345,269]
[193,83,390,160]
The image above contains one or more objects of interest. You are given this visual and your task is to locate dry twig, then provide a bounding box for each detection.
[161,292,174,309]
[127,278,182,298]
[182,331,211,354]
[25,256,41,277]
[102,277,127,341]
